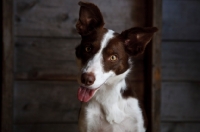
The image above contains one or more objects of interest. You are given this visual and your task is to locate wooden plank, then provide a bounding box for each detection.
[14,81,80,123]
[14,124,79,132]
[2,0,14,132]
[150,0,162,131]
[144,0,162,132]
[15,0,146,37]
[14,37,144,81]
[162,0,200,40]
[162,42,200,81]
[161,82,200,121]
[161,122,200,132]
[14,37,79,80]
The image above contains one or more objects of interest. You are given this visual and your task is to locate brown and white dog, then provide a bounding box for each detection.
[75,1,157,132]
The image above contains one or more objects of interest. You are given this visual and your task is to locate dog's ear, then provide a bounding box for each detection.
[120,27,158,56]
[76,1,104,36]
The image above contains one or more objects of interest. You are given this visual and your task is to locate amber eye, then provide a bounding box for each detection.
[85,46,92,52]
[109,55,118,62]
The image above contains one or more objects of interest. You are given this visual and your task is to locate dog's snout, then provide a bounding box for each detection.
[81,73,95,86]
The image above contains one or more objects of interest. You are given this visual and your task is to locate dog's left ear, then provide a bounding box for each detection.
[120,27,158,56]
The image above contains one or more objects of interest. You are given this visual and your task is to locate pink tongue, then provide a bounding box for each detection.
[78,87,97,102]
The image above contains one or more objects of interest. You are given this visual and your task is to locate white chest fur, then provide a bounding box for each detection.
[78,79,145,132]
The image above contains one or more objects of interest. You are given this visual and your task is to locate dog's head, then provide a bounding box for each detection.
[75,1,157,102]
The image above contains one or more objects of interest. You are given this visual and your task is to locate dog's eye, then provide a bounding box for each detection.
[108,55,118,62]
[85,46,92,52]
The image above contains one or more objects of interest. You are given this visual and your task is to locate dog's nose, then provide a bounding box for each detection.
[81,73,95,86]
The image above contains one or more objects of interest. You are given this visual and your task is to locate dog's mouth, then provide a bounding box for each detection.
[77,86,99,102]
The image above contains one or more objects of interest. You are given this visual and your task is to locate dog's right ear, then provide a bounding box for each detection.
[76,1,104,36]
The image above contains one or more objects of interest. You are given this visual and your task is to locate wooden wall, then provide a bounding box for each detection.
[2,0,14,131]
[161,0,200,131]
[13,0,148,132]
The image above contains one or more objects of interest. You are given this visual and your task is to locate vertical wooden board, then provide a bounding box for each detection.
[161,82,200,121]
[14,124,79,132]
[15,0,146,37]
[2,0,13,132]
[162,0,200,40]
[161,122,200,132]
[151,0,162,130]
[14,81,81,123]
[162,42,200,81]
[144,0,162,131]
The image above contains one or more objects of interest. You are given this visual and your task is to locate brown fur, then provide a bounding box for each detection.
[102,36,130,75]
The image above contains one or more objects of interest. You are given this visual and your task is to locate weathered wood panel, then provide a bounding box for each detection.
[161,122,200,132]
[161,82,200,121]
[162,42,200,81]
[15,0,146,37]
[14,37,79,80]
[161,0,200,131]
[14,81,80,123]
[162,0,200,40]
[14,37,145,81]
[14,124,78,132]
[2,0,14,132]
[144,0,162,131]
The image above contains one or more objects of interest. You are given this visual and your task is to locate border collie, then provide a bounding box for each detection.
[75,1,157,132]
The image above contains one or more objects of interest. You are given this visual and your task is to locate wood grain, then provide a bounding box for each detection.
[14,37,79,80]
[14,124,79,132]
[144,0,162,131]
[14,37,145,81]
[161,0,200,131]
[161,82,200,121]
[162,0,200,40]
[151,0,162,131]
[161,122,200,132]
[14,81,80,123]
[15,0,146,37]
[2,0,14,132]
[162,42,200,81]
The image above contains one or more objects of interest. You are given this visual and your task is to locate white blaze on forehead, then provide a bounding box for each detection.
[81,29,115,88]
[99,30,115,53]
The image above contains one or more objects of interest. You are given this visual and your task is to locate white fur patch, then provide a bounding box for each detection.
[78,30,116,89]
